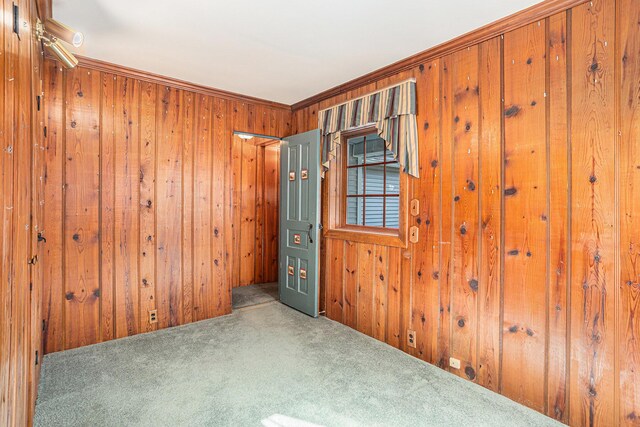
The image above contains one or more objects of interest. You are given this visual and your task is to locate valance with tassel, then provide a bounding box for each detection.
[318,79,419,178]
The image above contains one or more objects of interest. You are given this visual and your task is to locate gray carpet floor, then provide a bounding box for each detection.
[35,302,561,427]
[232,282,279,309]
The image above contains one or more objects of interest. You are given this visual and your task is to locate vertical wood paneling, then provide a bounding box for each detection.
[275,0,634,424]
[477,36,502,392]
[42,62,64,354]
[386,246,402,348]
[373,245,388,342]
[412,61,441,363]
[344,240,358,329]
[326,239,344,321]
[99,72,115,343]
[254,146,265,284]
[239,142,257,285]
[139,81,157,333]
[618,0,640,423]
[356,243,375,335]
[64,67,101,349]
[450,45,480,382]
[42,59,290,353]
[547,11,569,422]
[502,21,548,411]
[156,86,183,329]
[569,0,616,425]
[212,98,229,316]
[114,76,140,338]
[438,54,454,369]
[264,145,280,282]
[193,95,213,320]
[182,92,195,324]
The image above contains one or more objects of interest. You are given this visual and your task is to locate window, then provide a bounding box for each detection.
[345,133,400,228]
[323,126,408,248]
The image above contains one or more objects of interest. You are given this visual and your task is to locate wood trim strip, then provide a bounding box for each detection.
[46,54,292,111]
[292,0,589,110]
[36,0,51,19]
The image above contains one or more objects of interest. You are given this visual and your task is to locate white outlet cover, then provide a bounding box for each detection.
[449,357,461,369]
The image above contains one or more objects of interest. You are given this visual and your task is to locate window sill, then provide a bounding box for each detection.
[324,226,407,248]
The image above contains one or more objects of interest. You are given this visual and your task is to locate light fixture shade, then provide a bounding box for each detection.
[46,40,79,69]
[237,134,254,140]
[45,18,84,47]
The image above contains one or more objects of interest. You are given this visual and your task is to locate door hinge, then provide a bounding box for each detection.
[36,95,41,111]
[28,255,38,265]
[42,319,46,332]
[29,282,32,292]
[43,126,47,138]
[35,350,38,366]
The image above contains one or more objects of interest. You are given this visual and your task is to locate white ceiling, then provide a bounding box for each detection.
[53,0,542,105]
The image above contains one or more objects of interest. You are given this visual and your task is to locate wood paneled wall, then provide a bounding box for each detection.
[231,138,279,287]
[41,59,291,353]
[0,0,45,424]
[293,0,639,425]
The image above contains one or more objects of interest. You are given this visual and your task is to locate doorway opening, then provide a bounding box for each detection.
[230,132,281,310]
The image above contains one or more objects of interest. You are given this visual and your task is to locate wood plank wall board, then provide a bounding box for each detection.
[291,0,640,423]
[1,0,44,423]
[212,97,229,316]
[502,20,548,411]
[263,145,280,283]
[618,0,640,423]
[569,0,616,425]
[239,141,257,286]
[139,81,157,332]
[64,66,101,349]
[41,60,291,354]
[114,76,141,338]
[450,45,480,382]
[182,91,195,325]
[477,36,503,394]
[547,11,570,422]
[42,62,64,353]
[438,55,454,370]
[193,94,213,321]
[99,72,116,342]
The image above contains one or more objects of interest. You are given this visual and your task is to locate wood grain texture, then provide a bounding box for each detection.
[1,0,45,422]
[618,0,640,423]
[502,20,548,411]
[41,59,290,352]
[64,66,101,349]
[291,1,637,424]
[450,45,480,382]
[547,11,569,422]
[569,0,616,425]
[477,36,502,393]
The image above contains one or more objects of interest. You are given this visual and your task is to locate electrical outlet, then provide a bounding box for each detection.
[449,357,461,369]
[149,309,158,324]
[407,329,416,348]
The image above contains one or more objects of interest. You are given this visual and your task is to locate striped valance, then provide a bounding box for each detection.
[318,79,419,178]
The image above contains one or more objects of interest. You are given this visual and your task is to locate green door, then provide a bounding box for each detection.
[279,129,321,317]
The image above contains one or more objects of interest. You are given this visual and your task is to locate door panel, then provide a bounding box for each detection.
[279,129,321,317]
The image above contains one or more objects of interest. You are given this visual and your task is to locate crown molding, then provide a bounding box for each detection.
[46,54,292,111]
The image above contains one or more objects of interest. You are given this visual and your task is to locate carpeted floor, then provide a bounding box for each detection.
[35,302,561,427]
[232,282,279,309]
